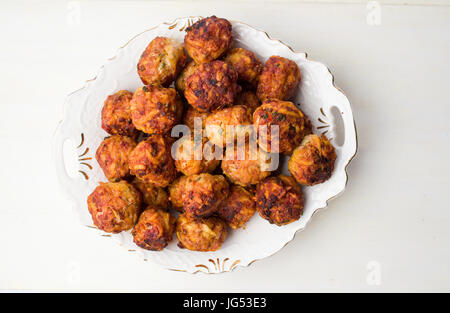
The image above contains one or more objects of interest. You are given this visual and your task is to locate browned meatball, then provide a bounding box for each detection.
[176,213,228,251]
[95,135,136,181]
[168,175,189,212]
[253,99,312,155]
[137,36,187,86]
[235,90,261,114]
[132,206,176,251]
[87,181,141,233]
[101,90,137,137]
[217,186,256,229]
[204,105,253,147]
[224,48,263,87]
[183,106,209,130]
[257,55,301,101]
[185,60,240,112]
[175,61,199,94]
[130,85,183,135]
[128,135,177,187]
[182,173,229,219]
[184,16,232,64]
[288,134,336,186]
[131,177,169,209]
[255,175,303,226]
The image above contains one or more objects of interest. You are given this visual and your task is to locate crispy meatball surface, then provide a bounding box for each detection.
[235,90,261,114]
[184,16,232,64]
[168,175,189,212]
[132,206,176,251]
[87,181,141,233]
[224,48,263,87]
[131,177,169,209]
[128,135,177,187]
[253,99,312,155]
[176,213,228,251]
[257,55,301,101]
[217,185,256,229]
[101,90,137,137]
[95,135,136,181]
[255,175,303,226]
[130,85,183,135]
[182,173,229,219]
[288,134,336,186]
[185,60,240,112]
[175,61,199,94]
[137,36,187,86]
[183,106,209,130]
[204,105,253,147]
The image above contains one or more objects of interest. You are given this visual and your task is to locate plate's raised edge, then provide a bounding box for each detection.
[54,16,358,275]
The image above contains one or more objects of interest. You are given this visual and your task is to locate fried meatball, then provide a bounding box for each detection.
[255,175,303,226]
[176,213,228,251]
[87,181,141,233]
[184,16,232,64]
[221,142,272,186]
[257,55,301,101]
[131,177,169,209]
[183,106,209,130]
[224,48,263,87]
[95,135,136,181]
[137,36,187,86]
[173,135,220,176]
[288,134,336,186]
[132,206,176,251]
[182,173,229,219]
[130,85,183,135]
[204,105,253,147]
[185,60,240,112]
[235,90,261,114]
[128,135,177,187]
[168,175,189,212]
[101,90,137,137]
[253,99,312,155]
[175,61,199,93]
[217,185,256,229]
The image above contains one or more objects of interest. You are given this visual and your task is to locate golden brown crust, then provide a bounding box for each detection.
[183,106,209,130]
[101,90,137,137]
[235,90,261,114]
[95,135,136,181]
[184,16,232,64]
[217,185,256,229]
[224,48,263,87]
[253,99,312,155]
[87,181,141,233]
[137,36,187,86]
[175,61,199,94]
[256,55,301,101]
[168,175,189,212]
[128,135,177,187]
[176,213,228,251]
[288,134,336,186]
[130,85,183,135]
[182,173,229,219]
[255,175,303,226]
[132,206,176,251]
[131,177,169,209]
[185,60,241,112]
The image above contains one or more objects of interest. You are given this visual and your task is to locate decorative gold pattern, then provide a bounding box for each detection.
[76,132,91,180]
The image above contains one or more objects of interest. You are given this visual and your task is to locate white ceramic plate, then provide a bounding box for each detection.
[54,17,357,273]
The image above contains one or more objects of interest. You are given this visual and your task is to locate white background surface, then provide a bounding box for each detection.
[0,0,449,292]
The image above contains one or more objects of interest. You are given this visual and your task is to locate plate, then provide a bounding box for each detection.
[53,16,357,273]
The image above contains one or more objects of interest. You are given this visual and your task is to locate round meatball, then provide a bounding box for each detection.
[95,135,136,181]
[217,186,256,229]
[182,173,229,219]
[132,206,176,251]
[224,48,263,87]
[253,99,312,155]
[235,90,261,114]
[101,90,137,137]
[183,106,209,130]
[257,55,301,101]
[173,135,220,176]
[255,175,303,226]
[288,134,336,186]
[176,213,228,251]
[168,175,189,211]
[128,135,177,187]
[137,36,187,86]
[221,143,272,186]
[184,16,232,64]
[87,181,141,233]
[185,60,240,112]
[131,177,169,209]
[204,105,253,147]
[130,85,183,135]
[175,61,199,94]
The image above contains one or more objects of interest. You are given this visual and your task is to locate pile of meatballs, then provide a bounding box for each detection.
[87,16,337,252]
